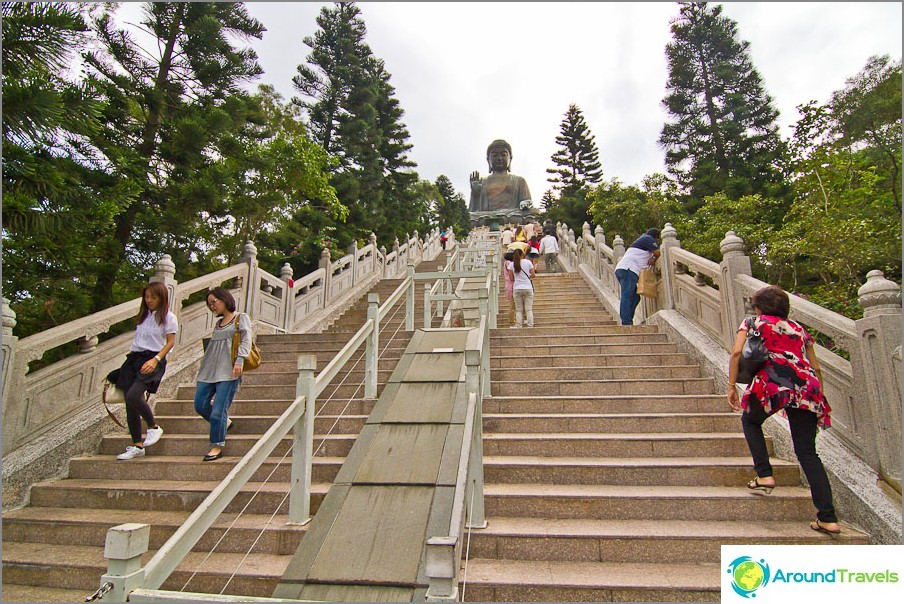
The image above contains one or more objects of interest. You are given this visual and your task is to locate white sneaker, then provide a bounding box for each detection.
[116,446,145,460]
[143,426,163,447]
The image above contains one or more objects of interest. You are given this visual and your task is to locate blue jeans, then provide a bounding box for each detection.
[615,268,640,325]
[194,379,240,447]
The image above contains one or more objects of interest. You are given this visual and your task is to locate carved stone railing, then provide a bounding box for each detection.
[1,228,448,499]
[567,220,902,495]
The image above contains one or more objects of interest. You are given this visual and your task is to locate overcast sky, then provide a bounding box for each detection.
[119,2,903,206]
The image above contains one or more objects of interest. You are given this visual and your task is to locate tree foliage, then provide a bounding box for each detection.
[659,2,787,208]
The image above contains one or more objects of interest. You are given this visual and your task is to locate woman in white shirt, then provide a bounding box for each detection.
[113,282,178,460]
[506,247,536,327]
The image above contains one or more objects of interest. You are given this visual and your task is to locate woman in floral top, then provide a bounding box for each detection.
[727,285,841,535]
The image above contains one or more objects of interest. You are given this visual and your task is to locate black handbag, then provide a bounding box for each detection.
[737,316,770,383]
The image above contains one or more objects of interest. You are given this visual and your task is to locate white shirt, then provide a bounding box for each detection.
[131,311,178,352]
[506,259,534,291]
[501,230,514,245]
[539,234,559,254]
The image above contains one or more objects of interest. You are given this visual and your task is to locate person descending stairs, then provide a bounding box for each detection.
[460,271,868,602]
[0,252,451,602]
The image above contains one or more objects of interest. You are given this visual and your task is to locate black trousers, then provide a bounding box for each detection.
[114,351,164,444]
[741,403,837,523]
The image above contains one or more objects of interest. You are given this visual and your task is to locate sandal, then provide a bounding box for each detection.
[746,477,774,494]
[810,519,842,535]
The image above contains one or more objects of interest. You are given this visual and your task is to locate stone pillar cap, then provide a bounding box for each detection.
[858,270,902,315]
[720,231,746,257]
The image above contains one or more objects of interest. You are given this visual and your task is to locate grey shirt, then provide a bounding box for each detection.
[197,312,252,383]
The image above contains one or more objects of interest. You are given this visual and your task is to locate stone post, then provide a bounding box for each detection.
[406,261,415,331]
[379,245,387,278]
[612,234,626,264]
[100,523,149,602]
[365,294,380,399]
[239,241,258,314]
[393,237,401,277]
[290,354,317,524]
[719,230,753,349]
[369,232,378,272]
[347,240,358,286]
[150,254,178,314]
[1,298,18,411]
[319,248,332,308]
[464,348,486,528]
[594,225,605,277]
[280,263,294,333]
[658,223,680,311]
[854,270,903,493]
[425,536,458,601]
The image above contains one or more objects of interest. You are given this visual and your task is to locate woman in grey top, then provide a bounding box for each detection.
[194,287,252,461]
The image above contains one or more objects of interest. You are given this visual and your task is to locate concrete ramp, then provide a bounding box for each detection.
[272,329,474,602]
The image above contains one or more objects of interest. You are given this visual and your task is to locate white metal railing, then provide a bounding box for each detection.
[423,313,489,602]
[2,229,451,464]
[88,235,466,601]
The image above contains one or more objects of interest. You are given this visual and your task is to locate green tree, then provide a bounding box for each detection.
[546,103,603,194]
[82,2,266,310]
[659,2,787,208]
[588,175,681,242]
[433,175,470,236]
[1,2,124,337]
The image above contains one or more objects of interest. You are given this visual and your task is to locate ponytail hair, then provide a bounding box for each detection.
[513,248,524,273]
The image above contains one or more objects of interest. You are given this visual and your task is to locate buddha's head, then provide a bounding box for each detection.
[486,139,512,173]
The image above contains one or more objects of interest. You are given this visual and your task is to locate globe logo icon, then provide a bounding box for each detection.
[727,556,771,598]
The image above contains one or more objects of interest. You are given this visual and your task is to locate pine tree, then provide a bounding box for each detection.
[546,103,603,194]
[433,175,470,236]
[82,2,266,310]
[292,1,422,250]
[659,2,787,208]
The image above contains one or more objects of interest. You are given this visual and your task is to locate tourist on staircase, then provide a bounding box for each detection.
[614,228,661,326]
[539,228,560,273]
[506,246,535,328]
[193,287,252,462]
[527,232,542,269]
[727,285,841,535]
[112,282,176,460]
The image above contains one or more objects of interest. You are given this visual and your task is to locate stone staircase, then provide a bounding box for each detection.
[0,253,450,602]
[460,272,869,602]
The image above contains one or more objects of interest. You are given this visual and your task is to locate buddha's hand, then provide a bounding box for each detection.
[470,171,482,190]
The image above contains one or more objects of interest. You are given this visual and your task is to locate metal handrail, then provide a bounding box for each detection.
[142,394,307,589]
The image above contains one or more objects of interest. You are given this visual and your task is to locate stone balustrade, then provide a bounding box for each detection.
[563,221,902,494]
[1,228,448,504]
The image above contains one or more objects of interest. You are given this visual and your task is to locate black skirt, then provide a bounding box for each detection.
[107,350,167,394]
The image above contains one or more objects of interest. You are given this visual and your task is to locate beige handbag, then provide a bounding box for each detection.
[102,380,127,428]
[638,267,659,298]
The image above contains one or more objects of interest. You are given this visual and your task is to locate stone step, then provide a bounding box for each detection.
[492,352,690,368]
[1,542,288,597]
[461,558,719,602]
[492,377,714,397]
[176,381,387,401]
[482,432,763,457]
[259,357,401,374]
[241,368,394,386]
[100,434,355,457]
[0,583,90,603]
[483,412,739,434]
[69,454,342,483]
[492,333,670,346]
[256,341,408,355]
[482,483,818,521]
[482,455,799,486]
[483,394,726,414]
[492,342,679,356]
[496,317,617,328]
[144,414,367,436]
[1,507,307,555]
[491,325,658,337]
[492,365,701,382]
[154,398,375,417]
[27,478,328,515]
[468,518,869,564]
